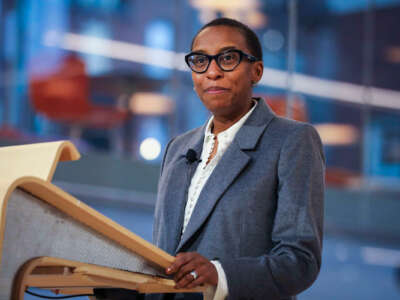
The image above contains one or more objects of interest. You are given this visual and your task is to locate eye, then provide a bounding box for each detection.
[222,54,234,61]
[220,52,239,65]
[191,55,208,66]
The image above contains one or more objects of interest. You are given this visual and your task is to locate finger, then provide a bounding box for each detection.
[175,271,197,289]
[176,261,210,288]
[166,253,194,274]
[172,253,205,281]
[192,263,218,286]
[174,261,198,282]
[187,275,206,288]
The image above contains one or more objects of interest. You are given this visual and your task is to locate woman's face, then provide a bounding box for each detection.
[191,26,263,119]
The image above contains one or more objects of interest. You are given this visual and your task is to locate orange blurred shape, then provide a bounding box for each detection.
[29,54,128,129]
[314,123,359,146]
[129,92,174,115]
[260,95,307,122]
[325,167,361,188]
[0,125,27,140]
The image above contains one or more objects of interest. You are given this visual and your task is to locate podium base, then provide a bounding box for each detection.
[13,256,205,300]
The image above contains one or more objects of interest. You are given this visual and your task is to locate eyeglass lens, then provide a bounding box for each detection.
[188,51,241,73]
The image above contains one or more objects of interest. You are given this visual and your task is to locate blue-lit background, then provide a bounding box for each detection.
[1,0,400,299]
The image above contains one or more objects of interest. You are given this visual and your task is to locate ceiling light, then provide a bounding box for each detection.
[314,123,359,146]
[190,0,265,28]
[44,32,400,110]
[130,92,174,115]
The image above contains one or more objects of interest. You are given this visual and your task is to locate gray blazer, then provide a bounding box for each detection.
[153,98,325,300]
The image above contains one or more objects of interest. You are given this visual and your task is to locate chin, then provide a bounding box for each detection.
[207,104,235,117]
[202,93,232,104]
[202,98,232,113]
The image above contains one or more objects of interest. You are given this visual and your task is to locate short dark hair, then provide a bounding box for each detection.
[190,17,263,61]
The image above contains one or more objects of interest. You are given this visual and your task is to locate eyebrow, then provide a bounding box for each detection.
[191,46,237,54]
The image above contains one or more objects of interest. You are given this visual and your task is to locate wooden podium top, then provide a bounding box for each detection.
[0,140,80,182]
[0,141,206,297]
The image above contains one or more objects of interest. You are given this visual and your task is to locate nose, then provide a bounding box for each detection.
[206,58,223,80]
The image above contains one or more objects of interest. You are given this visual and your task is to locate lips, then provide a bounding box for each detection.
[204,86,230,94]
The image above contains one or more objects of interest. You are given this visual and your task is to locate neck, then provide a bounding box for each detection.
[211,99,254,135]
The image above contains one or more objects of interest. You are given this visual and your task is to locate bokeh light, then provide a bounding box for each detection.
[139,137,161,160]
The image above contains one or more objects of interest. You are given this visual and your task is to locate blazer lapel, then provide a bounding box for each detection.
[176,141,250,253]
[176,99,276,253]
[162,126,205,254]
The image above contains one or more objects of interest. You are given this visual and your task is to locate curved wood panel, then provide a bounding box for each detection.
[0,176,174,270]
[0,140,80,182]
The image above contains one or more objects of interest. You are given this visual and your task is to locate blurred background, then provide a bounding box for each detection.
[1,0,400,299]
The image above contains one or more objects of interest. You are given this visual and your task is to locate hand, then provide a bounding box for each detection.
[166,252,218,289]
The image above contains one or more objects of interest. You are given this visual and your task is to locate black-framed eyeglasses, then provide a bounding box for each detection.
[185,49,260,74]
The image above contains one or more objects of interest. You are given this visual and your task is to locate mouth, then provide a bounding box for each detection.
[204,86,230,94]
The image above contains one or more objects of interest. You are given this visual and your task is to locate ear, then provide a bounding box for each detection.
[251,61,264,85]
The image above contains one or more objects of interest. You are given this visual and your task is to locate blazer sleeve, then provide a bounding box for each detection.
[153,137,176,245]
[220,124,325,299]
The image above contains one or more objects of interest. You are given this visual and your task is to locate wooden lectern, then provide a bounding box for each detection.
[0,141,205,299]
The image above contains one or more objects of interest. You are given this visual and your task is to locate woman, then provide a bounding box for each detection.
[153,18,325,300]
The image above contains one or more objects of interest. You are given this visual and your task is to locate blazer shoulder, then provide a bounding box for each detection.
[168,126,204,149]
[270,116,320,139]
[262,117,323,157]
[161,125,204,168]
[270,116,325,162]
